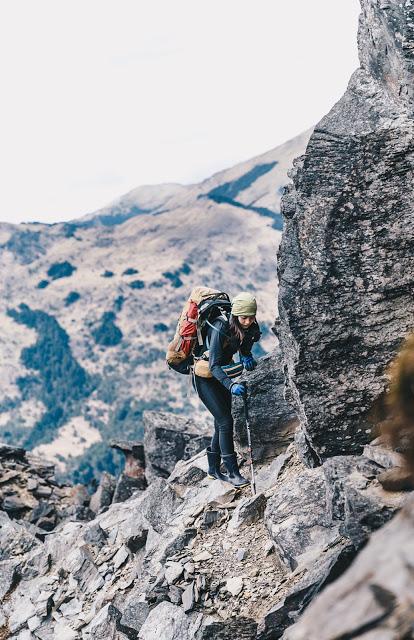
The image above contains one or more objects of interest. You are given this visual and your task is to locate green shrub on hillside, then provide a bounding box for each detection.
[162,271,183,288]
[129,279,145,289]
[92,311,123,347]
[3,229,45,264]
[47,261,77,280]
[7,304,95,448]
[114,295,125,311]
[64,291,81,306]
[154,323,169,332]
[162,263,191,288]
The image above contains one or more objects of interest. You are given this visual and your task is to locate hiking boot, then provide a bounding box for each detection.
[206,448,229,482]
[222,453,249,488]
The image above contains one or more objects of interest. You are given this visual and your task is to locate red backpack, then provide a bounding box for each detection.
[166,286,231,373]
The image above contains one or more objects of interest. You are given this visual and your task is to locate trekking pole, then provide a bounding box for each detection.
[242,383,256,495]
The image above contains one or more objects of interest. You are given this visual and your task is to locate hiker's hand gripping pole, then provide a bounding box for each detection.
[242,383,256,495]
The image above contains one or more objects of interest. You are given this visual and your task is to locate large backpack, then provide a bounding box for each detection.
[166,286,232,374]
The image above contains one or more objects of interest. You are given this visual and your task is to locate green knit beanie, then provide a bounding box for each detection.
[231,292,257,317]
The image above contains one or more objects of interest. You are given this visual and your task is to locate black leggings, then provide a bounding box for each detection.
[194,375,234,455]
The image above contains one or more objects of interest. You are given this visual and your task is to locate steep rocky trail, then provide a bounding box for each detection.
[0,423,407,639]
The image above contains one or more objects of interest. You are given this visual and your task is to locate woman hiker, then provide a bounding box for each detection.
[194,292,261,487]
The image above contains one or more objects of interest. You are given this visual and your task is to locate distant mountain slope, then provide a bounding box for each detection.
[75,130,311,229]
[0,130,310,483]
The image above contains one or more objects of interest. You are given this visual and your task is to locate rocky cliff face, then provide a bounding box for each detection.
[277,0,414,464]
[232,351,298,461]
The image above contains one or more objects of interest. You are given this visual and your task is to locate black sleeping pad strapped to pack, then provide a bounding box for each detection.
[199,299,232,339]
[198,294,231,321]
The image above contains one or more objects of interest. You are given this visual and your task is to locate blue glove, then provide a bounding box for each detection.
[241,355,257,371]
[231,383,246,397]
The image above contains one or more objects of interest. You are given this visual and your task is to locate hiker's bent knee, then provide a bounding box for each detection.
[218,420,233,435]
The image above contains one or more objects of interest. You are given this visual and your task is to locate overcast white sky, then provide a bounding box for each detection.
[0,0,360,224]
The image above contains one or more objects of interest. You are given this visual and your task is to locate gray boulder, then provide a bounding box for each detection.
[119,598,149,639]
[196,617,258,639]
[143,411,211,483]
[0,443,26,460]
[137,601,191,640]
[111,440,147,503]
[85,603,121,639]
[255,446,294,493]
[265,455,403,572]
[89,472,116,513]
[283,494,414,639]
[167,449,209,497]
[232,351,298,461]
[113,473,146,503]
[228,493,267,531]
[0,559,19,599]
[0,512,38,561]
[111,440,146,478]
[260,455,405,637]
[265,465,335,571]
[259,539,353,640]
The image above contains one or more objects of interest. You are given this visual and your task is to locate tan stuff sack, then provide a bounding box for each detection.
[193,351,213,378]
[193,351,244,379]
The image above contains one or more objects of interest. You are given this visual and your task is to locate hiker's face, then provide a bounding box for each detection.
[239,315,255,329]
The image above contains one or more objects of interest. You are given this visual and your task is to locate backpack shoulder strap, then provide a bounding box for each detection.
[206,316,232,344]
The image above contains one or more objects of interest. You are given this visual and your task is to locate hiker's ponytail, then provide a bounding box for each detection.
[229,314,245,343]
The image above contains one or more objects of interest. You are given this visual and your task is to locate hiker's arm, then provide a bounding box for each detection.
[240,322,261,356]
[208,325,234,391]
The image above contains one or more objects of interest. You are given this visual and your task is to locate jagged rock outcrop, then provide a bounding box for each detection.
[277,0,414,464]
[89,471,117,514]
[265,455,403,568]
[259,453,405,639]
[0,444,92,535]
[232,351,298,461]
[143,411,211,483]
[1,435,406,639]
[283,493,414,639]
[0,511,39,561]
[110,440,147,503]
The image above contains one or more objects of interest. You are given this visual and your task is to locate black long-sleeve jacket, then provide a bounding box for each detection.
[205,317,261,390]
